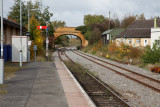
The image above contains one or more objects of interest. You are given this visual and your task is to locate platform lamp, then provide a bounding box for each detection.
[20,0,23,67]
[0,0,4,84]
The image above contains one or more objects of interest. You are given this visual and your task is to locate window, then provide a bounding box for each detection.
[144,39,148,46]
[129,39,132,44]
[136,39,140,44]
[155,40,160,47]
[145,40,147,43]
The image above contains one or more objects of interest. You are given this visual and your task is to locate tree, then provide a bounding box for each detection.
[76,26,88,34]
[29,16,43,56]
[39,6,53,26]
[8,0,28,26]
[142,44,160,64]
[48,22,55,48]
[84,14,105,25]
[76,25,92,40]
[113,19,121,28]
[121,15,136,28]
[137,13,145,20]
[8,0,53,26]
[89,28,101,45]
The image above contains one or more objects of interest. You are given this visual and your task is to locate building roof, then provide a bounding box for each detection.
[102,28,125,36]
[110,28,125,36]
[102,29,113,35]
[117,19,160,38]
[0,17,21,28]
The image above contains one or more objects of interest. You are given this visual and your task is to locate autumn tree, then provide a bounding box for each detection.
[29,16,43,56]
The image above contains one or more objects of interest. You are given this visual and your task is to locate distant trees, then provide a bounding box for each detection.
[84,14,105,25]
[77,13,148,45]
[77,14,116,45]
[137,13,145,20]
[52,20,66,29]
[121,15,136,28]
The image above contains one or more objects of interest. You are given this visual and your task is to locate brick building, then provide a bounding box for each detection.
[0,17,25,45]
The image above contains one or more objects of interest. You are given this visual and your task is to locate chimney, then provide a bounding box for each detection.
[154,17,157,28]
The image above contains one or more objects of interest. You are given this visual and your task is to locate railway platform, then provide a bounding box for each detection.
[0,59,93,107]
[54,52,95,107]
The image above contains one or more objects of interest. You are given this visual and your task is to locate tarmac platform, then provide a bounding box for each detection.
[0,53,94,107]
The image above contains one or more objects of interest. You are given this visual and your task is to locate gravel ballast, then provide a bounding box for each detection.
[65,50,160,107]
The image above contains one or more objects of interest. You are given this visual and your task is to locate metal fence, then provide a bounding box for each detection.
[0,45,12,62]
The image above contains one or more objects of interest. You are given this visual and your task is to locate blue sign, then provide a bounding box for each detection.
[47,27,50,31]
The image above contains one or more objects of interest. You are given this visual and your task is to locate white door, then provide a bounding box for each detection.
[144,40,148,46]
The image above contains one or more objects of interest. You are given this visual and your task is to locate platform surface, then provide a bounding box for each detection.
[0,62,68,107]
[55,61,91,107]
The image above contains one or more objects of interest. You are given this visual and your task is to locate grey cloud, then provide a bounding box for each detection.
[1,0,160,26]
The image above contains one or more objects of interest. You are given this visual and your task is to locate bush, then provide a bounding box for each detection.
[77,46,81,50]
[141,45,160,64]
[127,46,142,59]
[151,66,160,73]
[92,50,97,55]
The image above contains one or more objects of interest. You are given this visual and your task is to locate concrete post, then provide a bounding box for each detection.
[0,0,4,84]
[0,59,4,84]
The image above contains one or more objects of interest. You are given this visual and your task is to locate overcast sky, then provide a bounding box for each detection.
[2,0,160,27]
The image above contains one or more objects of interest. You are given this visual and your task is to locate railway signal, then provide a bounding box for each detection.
[37,26,48,29]
[37,25,50,61]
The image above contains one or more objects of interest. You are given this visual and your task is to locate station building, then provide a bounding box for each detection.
[0,17,25,45]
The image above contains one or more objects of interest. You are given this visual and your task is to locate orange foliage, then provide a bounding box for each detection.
[151,67,160,73]
[92,40,102,51]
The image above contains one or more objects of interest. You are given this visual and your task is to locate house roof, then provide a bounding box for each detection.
[117,19,160,38]
[102,28,125,36]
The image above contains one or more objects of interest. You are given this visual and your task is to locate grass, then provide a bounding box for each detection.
[36,55,47,62]
[4,63,21,80]
[30,49,54,62]
[0,84,7,96]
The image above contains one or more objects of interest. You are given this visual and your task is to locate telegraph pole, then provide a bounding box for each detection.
[20,0,22,67]
[108,11,110,30]
[0,0,4,84]
[46,22,49,61]
[27,0,31,62]
[28,1,30,32]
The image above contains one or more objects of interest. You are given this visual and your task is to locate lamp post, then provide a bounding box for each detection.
[46,22,49,61]
[27,0,31,62]
[20,0,22,67]
[0,0,4,84]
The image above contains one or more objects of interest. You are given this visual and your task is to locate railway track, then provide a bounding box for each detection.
[71,50,160,93]
[58,49,130,107]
